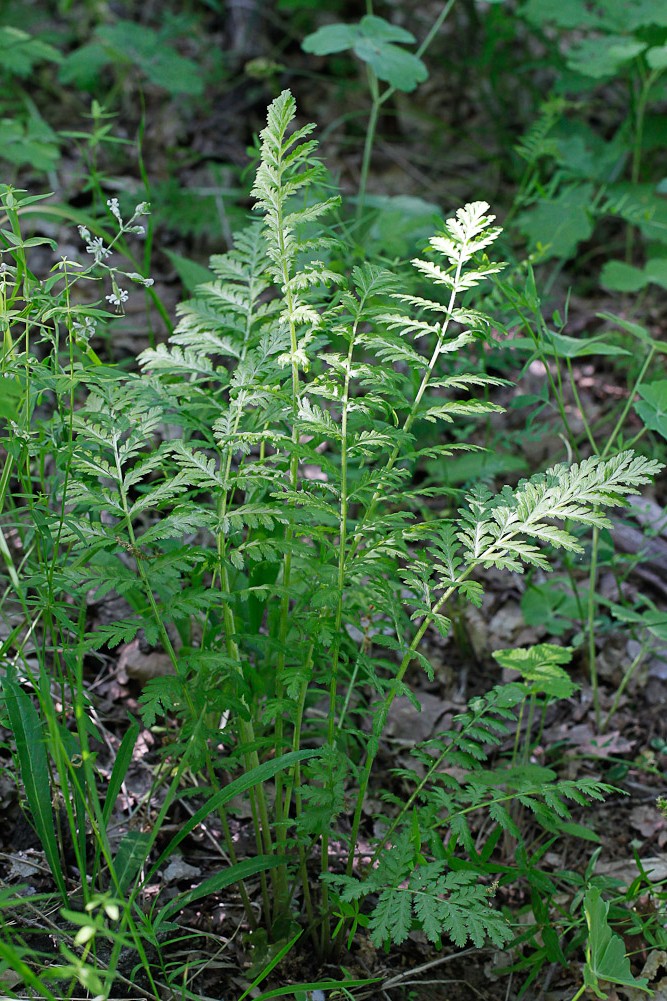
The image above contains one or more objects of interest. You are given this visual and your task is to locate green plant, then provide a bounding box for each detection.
[0,89,664,996]
[58,18,205,97]
[302,5,453,216]
[575,886,650,999]
[512,0,667,289]
[0,23,62,173]
[498,844,667,997]
[494,261,667,722]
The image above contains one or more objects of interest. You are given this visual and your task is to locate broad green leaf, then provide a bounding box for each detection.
[0,26,62,76]
[596,311,667,352]
[600,260,647,292]
[549,121,627,184]
[359,15,416,44]
[97,22,204,95]
[303,15,427,92]
[602,259,667,293]
[520,0,600,28]
[2,679,67,899]
[164,249,214,292]
[354,36,427,91]
[302,23,358,55]
[521,583,580,637]
[58,42,109,90]
[647,44,667,69]
[601,0,667,29]
[365,194,442,258]
[0,115,60,171]
[566,37,647,79]
[0,375,22,421]
[493,644,577,699]
[634,379,667,439]
[544,329,630,358]
[583,887,650,995]
[644,257,667,289]
[609,181,667,241]
[518,184,595,260]
[608,602,667,641]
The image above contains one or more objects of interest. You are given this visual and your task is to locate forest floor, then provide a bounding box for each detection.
[2,5,667,999]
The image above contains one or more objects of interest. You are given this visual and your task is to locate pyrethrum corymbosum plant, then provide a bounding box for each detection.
[0,91,661,996]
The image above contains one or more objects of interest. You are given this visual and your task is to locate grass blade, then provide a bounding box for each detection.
[2,679,67,899]
[102,718,139,825]
[154,855,287,927]
[145,748,318,883]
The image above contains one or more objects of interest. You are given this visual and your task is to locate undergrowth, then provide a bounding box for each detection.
[0,90,662,1000]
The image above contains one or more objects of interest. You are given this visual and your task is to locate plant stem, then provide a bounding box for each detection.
[357,68,380,218]
[355,0,456,217]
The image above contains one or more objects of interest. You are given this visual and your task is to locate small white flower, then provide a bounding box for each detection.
[134,201,150,216]
[86,237,111,262]
[78,225,91,242]
[128,225,145,236]
[107,197,122,222]
[106,288,128,307]
[72,316,96,341]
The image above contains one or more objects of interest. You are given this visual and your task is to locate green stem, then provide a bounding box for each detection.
[585,346,654,728]
[355,0,457,217]
[601,347,654,460]
[346,242,467,563]
[565,358,597,454]
[601,639,649,734]
[357,69,380,218]
[346,581,459,875]
[626,67,662,262]
[511,297,581,461]
[267,116,308,924]
[587,525,601,730]
[319,303,363,953]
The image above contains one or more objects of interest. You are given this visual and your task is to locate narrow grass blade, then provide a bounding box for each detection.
[57,723,87,870]
[154,855,287,927]
[102,718,139,825]
[249,977,381,999]
[237,930,302,1001]
[0,939,59,1001]
[2,679,67,899]
[145,748,318,882]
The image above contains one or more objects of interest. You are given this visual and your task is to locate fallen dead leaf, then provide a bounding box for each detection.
[117,639,176,685]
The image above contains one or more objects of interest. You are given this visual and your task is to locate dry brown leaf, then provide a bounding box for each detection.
[117,639,176,685]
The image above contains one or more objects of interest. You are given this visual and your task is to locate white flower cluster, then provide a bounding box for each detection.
[76,199,154,313]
